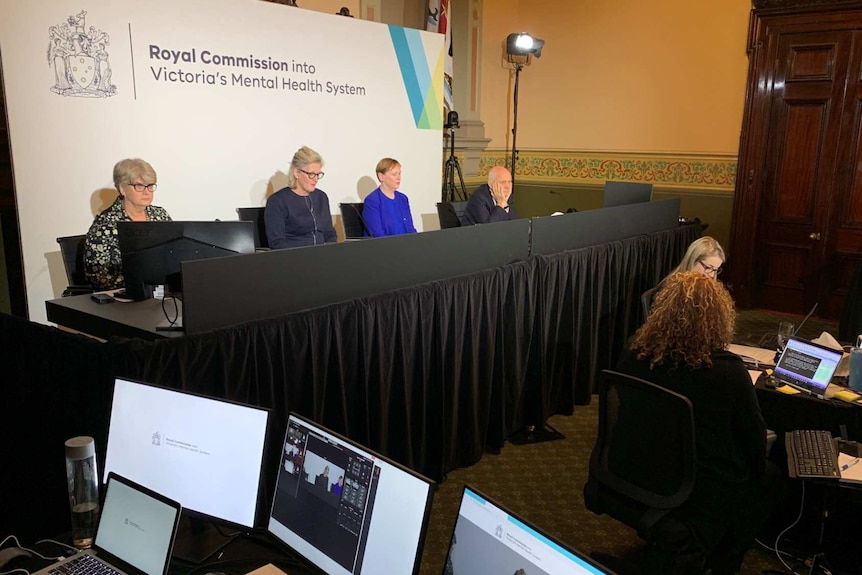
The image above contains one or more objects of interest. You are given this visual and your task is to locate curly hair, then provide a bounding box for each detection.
[631,272,736,369]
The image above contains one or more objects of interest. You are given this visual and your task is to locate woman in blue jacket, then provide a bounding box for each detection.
[362,158,417,237]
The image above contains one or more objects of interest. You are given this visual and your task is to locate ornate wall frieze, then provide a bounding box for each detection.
[472,150,737,192]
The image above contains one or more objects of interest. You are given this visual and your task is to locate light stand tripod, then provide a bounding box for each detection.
[442,111,466,203]
[510,62,523,191]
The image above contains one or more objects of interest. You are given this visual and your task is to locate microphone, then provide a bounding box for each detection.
[549,190,578,213]
[792,302,818,336]
[347,203,371,237]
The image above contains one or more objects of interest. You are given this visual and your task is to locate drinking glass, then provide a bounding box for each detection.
[777,321,795,353]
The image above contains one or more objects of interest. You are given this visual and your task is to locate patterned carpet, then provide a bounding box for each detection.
[416,309,846,575]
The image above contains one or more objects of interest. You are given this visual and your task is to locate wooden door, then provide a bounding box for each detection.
[829,30,862,319]
[755,30,858,317]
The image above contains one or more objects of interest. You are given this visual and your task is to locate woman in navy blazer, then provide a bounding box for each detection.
[362,158,417,237]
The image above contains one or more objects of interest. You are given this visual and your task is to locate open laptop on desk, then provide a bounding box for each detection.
[32,473,181,575]
[774,336,843,399]
[444,485,616,574]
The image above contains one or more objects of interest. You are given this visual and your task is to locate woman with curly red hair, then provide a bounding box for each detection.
[618,272,782,575]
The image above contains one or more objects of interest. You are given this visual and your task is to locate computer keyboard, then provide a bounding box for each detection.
[786,429,841,479]
[49,554,120,575]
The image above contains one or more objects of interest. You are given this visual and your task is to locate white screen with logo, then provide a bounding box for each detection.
[95,476,179,575]
[104,378,269,527]
[446,487,612,575]
[267,414,433,575]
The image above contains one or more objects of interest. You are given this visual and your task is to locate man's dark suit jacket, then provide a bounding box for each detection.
[463,184,520,224]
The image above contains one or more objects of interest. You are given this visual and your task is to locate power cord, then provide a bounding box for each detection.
[0,536,65,561]
[161,293,181,326]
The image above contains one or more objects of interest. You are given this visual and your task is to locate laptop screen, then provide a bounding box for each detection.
[267,413,434,575]
[774,336,843,395]
[444,486,615,575]
[95,473,181,575]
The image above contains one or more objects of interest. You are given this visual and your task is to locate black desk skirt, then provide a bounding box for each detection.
[1,224,699,543]
[756,383,862,441]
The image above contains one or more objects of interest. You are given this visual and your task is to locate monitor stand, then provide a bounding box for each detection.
[171,515,237,564]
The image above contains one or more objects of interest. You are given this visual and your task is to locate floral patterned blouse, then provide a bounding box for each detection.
[84,195,172,290]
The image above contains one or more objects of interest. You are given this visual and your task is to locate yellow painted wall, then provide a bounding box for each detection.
[480,0,751,154]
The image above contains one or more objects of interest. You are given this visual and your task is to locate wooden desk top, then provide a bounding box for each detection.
[45,293,184,341]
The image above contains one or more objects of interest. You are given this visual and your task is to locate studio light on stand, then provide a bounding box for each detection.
[505,32,544,191]
[504,35,563,446]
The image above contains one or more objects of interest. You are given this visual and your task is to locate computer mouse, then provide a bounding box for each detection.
[765,375,782,389]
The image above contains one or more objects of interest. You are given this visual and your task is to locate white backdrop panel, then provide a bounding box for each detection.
[0,0,444,323]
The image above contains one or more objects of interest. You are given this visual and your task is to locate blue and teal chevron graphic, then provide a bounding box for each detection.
[388,26,444,130]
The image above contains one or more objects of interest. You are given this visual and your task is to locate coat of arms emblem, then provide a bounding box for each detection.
[47,10,117,97]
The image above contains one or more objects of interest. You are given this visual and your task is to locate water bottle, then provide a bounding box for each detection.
[849,335,862,392]
[65,436,100,549]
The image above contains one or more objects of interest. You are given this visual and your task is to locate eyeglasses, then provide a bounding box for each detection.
[127,182,157,192]
[298,169,325,180]
[697,260,722,277]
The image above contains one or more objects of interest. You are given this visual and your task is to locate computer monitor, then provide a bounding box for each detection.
[103,378,270,561]
[117,221,256,301]
[444,485,616,575]
[268,413,434,575]
[602,181,653,208]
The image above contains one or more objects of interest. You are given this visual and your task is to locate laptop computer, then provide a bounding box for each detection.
[774,336,844,398]
[33,473,181,575]
[443,485,616,574]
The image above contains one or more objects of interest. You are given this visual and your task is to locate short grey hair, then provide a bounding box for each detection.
[113,158,156,191]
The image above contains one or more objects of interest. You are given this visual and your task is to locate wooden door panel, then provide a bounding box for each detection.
[787,42,838,80]
[773,102,825,222]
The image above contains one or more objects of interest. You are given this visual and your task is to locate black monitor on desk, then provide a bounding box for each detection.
[103,378,270,563]
[118,221,256,301]
[268,413,434,575]
[602,181,653,208]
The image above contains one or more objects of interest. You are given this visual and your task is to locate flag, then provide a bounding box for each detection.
[426,0,453,111]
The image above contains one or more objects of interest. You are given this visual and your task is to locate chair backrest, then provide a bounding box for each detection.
[236,207,268,249]
[585,370,696,538]
[437,201,467,229]
[640,285,660,324]
[339,202,367,239]
[56,234,90,288]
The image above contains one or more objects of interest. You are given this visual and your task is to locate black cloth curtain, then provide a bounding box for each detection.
[2,224,698,541]
[535,225,701,410]
[0,313,120,543]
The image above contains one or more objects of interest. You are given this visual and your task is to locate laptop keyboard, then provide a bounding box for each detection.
[50,554,121,575]
[786,430,841,479]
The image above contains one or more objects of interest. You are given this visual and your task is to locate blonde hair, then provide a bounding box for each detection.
[286,146,324,189]
[631,272,736,369]
[672,236,725,275]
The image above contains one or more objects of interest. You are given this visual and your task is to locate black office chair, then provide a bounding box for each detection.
[640,285,660,324]
[339,202,369,239]
[236,207,268,249]
[56,234,94,297]
[584,370,699,574]
[437,200,468,229]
